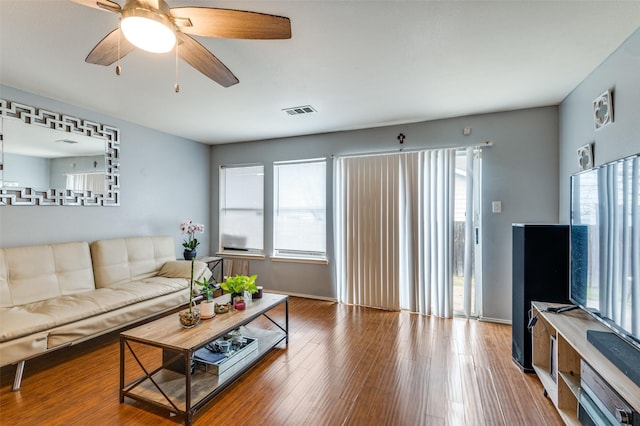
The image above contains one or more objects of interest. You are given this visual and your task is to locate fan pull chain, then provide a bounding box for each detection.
[174,42,180,93]
[115,22,122,76]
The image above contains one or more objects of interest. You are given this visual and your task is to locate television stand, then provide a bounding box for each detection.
[530,302,640,424]
[586,330,640,388]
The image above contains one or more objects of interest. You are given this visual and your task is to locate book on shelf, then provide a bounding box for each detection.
[193,349,227,365]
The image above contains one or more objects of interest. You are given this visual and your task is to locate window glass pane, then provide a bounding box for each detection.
[220,165,263,252]
[274,160,326,257]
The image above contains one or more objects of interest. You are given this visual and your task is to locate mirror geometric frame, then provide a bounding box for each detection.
[0,99,120,206]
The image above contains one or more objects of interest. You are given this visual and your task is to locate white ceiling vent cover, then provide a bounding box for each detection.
[283,105,316,116]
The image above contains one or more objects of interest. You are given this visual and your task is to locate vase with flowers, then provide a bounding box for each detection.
[180,220,205,260]
[178,258,201,328]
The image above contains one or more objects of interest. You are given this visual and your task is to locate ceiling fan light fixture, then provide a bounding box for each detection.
[120,8,176,53]
[79,0,291,87]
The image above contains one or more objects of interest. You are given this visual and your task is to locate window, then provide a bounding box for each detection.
[273,159,326,259]
[219,165,264,253]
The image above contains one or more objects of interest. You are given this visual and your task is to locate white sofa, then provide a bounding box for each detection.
[0,235,211,390]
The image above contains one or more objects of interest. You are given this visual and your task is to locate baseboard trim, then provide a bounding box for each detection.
[479,316,512,325]
[259,294,511,322]
[265,290,337,303]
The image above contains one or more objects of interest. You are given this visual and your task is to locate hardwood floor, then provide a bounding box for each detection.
[0,297,562,425]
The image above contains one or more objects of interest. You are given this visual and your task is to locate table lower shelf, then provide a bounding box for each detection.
[122,326,285,413]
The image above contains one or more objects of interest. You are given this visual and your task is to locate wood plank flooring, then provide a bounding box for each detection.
[0,297,563,425]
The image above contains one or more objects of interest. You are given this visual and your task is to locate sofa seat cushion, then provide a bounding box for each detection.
[106,278,190,304]
[0,278,190,342]
[1,295,103,342]
[47,289,189,348]
[0,307,59,344]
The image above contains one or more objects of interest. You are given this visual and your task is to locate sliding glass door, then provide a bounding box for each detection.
[453,148,482,317]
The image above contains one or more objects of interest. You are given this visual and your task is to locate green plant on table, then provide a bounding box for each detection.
[220,274,258,296]
[196,278,215,302]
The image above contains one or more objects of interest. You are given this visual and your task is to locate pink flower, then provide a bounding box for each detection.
[180,220,205,250]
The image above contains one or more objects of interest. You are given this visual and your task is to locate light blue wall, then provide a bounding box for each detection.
[212,106,560,321]
[3,153,49,189]
[0,85,212,257]
[1,80,573,323]
[559,27,640,220]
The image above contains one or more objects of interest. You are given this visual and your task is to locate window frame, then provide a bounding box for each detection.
[272,158,328,262]
[218,163,265,257]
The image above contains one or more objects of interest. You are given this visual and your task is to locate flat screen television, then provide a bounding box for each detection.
[570,153,640,384]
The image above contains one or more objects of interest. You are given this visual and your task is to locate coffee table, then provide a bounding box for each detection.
[119,293,288,425]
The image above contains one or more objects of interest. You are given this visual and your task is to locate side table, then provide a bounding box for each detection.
[197,256,223,284]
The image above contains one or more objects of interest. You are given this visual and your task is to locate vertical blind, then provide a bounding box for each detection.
[600,156,639,333]
[335,154,402,310]
[335,148,458,316]
[405,149,455,317]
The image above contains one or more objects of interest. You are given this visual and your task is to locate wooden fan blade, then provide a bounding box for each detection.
[86,28,135,66]
[70,0,121,13]
[171,7,291,39]
[176,33,239,87]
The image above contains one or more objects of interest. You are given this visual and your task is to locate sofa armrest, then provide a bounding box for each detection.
[157,261,212,282]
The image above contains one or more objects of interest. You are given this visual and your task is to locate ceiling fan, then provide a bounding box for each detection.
[71,0,291,88]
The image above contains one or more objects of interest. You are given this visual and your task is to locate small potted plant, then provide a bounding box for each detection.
[178,259,201,328]
[220,274,258,310]
[196,279,216,319]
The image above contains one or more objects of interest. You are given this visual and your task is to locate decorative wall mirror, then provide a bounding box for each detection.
[0,99,119,206]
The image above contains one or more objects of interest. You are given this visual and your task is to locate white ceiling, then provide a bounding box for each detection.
[2,116,105,157]
[1,1,640,145]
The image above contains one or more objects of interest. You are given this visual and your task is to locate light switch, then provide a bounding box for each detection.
[492,201,502,213]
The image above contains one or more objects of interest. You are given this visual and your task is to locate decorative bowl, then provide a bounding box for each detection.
[214,302,231,314]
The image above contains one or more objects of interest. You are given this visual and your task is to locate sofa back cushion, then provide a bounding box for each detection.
[91,236,176,288]
[0,242,95,308]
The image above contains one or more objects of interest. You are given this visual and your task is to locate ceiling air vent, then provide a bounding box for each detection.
[283,105,316,116]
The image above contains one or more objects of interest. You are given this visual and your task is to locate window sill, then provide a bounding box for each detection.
[216,251,266,260]
[270,256,329,265]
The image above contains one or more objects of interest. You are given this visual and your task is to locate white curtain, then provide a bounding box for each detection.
[335,148,456,317]
[66,173,106,194]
